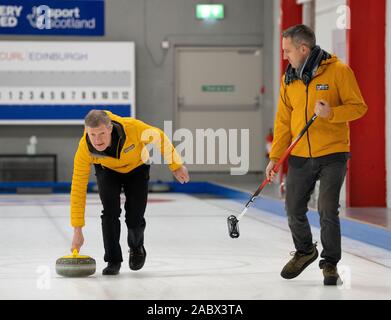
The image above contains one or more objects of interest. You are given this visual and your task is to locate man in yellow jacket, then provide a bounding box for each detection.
[70,109,190,275]
[266,25,367,285]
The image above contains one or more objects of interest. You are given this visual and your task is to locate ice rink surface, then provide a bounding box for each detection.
[0,193,390,300]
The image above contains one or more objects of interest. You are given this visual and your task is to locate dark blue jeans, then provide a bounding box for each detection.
[94,164,150,263]
[285,153,349,266]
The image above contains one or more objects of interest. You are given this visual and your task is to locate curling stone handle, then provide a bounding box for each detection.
[72,248,79,257]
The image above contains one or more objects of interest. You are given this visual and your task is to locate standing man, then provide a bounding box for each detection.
[266,25,367,285]
[70,110,190,275]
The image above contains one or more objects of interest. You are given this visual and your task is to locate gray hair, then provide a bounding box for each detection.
[84,110,112,128]
[282,24,316,49]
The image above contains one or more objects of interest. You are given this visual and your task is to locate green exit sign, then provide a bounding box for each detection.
[202,85,235,92]
[196,4,225,20]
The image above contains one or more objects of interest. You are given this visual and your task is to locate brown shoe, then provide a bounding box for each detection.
[280,244,318,279]
[321,262,342,286]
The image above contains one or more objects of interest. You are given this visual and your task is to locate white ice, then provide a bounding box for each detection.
[0,193,390,300]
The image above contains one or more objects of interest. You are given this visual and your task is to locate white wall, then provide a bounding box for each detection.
[315,0,347,62]
[387,0,391,208]
[273,0,281,119]
[314,0,347,207]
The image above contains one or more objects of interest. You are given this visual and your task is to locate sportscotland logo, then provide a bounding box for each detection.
[27,5,96,30]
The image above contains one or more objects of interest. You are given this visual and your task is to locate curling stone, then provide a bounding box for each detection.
[56,249,96,277]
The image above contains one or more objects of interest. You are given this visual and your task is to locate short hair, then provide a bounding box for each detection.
[84,110,112,128]
[282,24,316,49]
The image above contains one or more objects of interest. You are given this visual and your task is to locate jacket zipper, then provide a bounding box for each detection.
[116,137,121,159]
[305,84,313,158]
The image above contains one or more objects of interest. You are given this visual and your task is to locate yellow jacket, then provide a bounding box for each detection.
[270,55,367,162]
[70,111,183,227]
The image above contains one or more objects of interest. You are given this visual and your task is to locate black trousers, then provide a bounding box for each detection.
[94,164,150,263]
[285,153,348,266]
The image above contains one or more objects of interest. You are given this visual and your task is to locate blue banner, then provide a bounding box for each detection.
[0,0,104,36]
[0,105,131,121]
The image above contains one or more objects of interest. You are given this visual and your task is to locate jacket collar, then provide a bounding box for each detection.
[284,46,332,86]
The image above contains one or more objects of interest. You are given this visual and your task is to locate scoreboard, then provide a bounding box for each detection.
[0,41,135,124]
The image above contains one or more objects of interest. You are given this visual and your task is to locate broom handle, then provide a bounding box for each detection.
[237,114,317,220]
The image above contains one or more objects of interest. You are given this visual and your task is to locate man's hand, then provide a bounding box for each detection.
[314,99,331,118]
[265,160,277,182]
[173,165,190,184]
[71,227,84,253]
